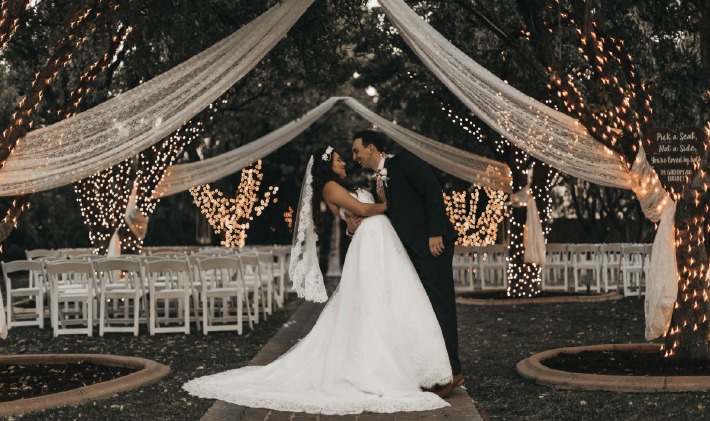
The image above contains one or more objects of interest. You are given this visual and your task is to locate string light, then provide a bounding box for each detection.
[283,206,294,232]
[0,0,127,246]
[190,160,278,248]
[444,184,508,246]
[0,0,30,54]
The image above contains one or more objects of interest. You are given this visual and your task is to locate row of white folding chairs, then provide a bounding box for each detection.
[452,243,652,295]
[3,253,278,337]
[452,245,508,291]
[26,245,291,310]
[542,243,651,296]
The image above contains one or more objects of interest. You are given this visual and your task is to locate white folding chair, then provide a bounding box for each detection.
[571,244,602,293]
[601,244,622,293]
[2,260,45,329]
[196,257,253,334]
[95,258,143,336]
[453,245,477,291]
[621,245,646,296]
[26,249,59,260]
[45,261,96,337]
[56,248,95,258]
[144,259,195,335]
[238,254,268,323]
[256,250,276,316]
[271,246,290,307]
[542,244,569,291]
[479,244,507,290]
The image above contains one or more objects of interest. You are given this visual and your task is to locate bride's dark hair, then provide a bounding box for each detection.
[311,146,355,235]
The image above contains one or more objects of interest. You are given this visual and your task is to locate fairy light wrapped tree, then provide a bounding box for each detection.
[190,160,278,248]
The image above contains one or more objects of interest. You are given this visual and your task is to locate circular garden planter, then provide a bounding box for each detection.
[0,354,170,417]
[456,291,624,306]
[516,343,710,392]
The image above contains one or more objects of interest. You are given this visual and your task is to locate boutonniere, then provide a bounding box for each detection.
[368,168,390,187]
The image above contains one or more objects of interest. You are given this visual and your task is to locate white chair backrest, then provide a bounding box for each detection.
[95,258,141,273]
[26,249,59,260]
[95,258,142,289]
[3,259,44,274]
[145,259,193,288]
[197,257,242,288]
[545,244,568,262]
[45,260,95,276]
[481,244,506,262]
[572,244,600,262]
[239,254,262,280]
[622,245,646,265]
[56,248,95,257]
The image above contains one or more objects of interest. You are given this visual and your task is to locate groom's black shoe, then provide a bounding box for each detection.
[432,373,464,398]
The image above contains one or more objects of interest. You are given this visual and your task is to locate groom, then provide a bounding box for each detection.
[350,130,462,397]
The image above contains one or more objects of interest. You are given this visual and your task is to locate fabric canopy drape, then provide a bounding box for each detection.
[0,0,314,197]
[377,0,632,190]
[153,96,513,198]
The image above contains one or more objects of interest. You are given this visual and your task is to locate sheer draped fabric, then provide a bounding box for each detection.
[154,96,512,198]
[377,0,632,190]
[0,0,314,196]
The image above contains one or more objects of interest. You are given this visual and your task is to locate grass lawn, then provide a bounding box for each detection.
[459,298,710,420]
[0,301,297,420]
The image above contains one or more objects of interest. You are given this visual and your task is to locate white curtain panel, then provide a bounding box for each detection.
[0,0,314,196]
[153,96,513,198]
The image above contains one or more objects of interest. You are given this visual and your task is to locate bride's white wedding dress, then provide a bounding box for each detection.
[183,189,452,415]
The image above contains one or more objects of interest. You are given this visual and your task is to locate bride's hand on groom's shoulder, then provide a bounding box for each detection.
[345,215,364,237]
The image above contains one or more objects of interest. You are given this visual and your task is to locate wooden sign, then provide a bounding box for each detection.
[645,127,708,199]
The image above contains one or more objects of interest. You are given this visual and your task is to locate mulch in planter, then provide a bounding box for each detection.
[543,350,710,376]
[0,362,139,402]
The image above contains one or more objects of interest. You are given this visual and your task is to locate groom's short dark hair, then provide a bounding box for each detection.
[353,130,386,153]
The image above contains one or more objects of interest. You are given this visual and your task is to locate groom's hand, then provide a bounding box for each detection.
[429,236,445,257]
[345,215,363,237]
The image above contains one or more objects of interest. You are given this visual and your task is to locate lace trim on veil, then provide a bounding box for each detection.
[288,156,328,303]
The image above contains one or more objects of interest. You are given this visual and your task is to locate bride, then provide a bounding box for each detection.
[183,146,453,415]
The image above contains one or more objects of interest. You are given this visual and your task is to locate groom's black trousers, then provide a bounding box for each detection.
[405,242,461,376]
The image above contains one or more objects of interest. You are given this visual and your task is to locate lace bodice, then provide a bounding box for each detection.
[339,189,375,219]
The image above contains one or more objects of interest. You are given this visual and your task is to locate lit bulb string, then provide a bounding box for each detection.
[0,0,125,249]
[431,92,555,297]
[661,163,710,359]
[0,0,122,167]
[118,97,228,253]
[283,206,294,232]
[77,90,225,253]
[70,22,135,252]
[401,72,557,298]
[0,0,30,54]
[443,180,509,246]
[190,160,278,248]
[542,0,652,164]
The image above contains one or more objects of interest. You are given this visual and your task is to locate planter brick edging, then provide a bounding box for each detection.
[0,353,171,417]
[516,343,710,392]
[456,292,624,306]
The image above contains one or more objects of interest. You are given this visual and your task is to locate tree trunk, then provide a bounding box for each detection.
[506,157,554,297]
[701,0,710,92]
[664,158,710,361]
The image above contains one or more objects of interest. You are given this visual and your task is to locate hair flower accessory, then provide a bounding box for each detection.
[321,146,333,161]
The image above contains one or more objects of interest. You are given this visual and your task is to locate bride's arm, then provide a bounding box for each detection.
[323,181,386,216]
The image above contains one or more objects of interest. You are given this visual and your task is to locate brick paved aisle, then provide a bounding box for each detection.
[200,298,482,421]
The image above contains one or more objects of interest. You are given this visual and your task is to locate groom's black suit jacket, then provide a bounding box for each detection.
[371,151,457,258]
